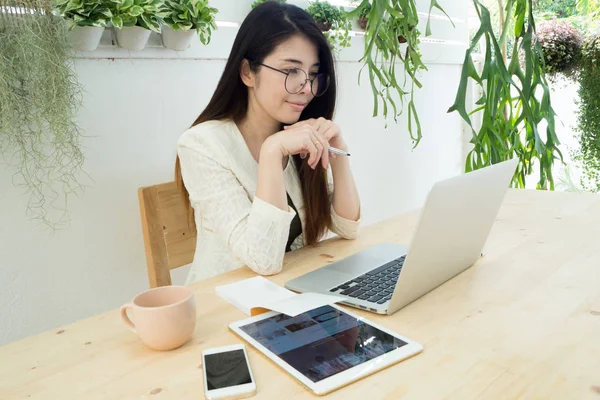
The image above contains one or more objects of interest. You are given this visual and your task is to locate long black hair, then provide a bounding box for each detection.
[176,2,337,245]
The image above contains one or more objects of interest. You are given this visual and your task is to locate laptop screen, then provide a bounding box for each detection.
[239,305,408,383]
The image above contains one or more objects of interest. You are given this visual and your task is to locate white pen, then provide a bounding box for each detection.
[328,146,351,156]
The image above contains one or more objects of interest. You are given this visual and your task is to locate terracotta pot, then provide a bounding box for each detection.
[359,16,368,30]
[398,26,415,44]
[316,21,332,32]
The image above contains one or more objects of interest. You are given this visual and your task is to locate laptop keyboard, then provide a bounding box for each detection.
[329,255,405,305]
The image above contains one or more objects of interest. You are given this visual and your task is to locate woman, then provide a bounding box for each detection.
[176,2,361,284]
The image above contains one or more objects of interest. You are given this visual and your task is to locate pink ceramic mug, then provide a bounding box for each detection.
[120,285,196,351]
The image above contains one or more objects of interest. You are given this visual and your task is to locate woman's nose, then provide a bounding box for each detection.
[299,80,312,95]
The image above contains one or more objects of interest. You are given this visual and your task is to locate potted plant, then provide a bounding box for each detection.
[53,0,113,51]
[251,0,286,9]
[160,0,218,51]
[109,0,165,51]
[306,1,351,52]
[357,2,370,30]
[306,0,338,31]
[536,20,584,83]
[388,15,416,44]
[353,1,414,41]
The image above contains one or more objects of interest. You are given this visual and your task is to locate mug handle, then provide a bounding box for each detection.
[120,303,136,332]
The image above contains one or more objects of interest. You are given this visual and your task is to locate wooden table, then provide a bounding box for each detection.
[1,189,600,399]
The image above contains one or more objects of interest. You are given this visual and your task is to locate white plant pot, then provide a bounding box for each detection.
[161,25,195,51]
[67,25,105,52]
[115,26,152,51]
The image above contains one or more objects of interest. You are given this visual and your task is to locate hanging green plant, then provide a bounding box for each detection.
[347,0,452,144]
[306,1,351,54]
[536,19,584,83]
[357,2,370,30]
[573,35,600,192]
[449,0,562,190]
[0,0,85,227]
[251,0,285,10]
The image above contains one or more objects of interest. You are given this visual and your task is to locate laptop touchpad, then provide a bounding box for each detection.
[327,253,383,275]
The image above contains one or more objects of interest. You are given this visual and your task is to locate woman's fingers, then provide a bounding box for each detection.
[309,132,324,169]
[305,138,319,168]
[312,118,327,134]
[313,130,329,168]
[283,122,335,168]
[321,124,338,142]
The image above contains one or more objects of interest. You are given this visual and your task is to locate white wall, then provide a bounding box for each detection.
[0,0,468,345]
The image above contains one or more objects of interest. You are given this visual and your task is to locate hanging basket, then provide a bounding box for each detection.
[359,16,368,30]
[316,21,332,32]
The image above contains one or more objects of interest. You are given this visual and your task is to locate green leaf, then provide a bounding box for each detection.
[449,0,561,189]
[100,9,113,18]
[426,0,454,36]
[66,0,84,11]
[448,49,476,129]
[129,5,144,16]
[140,14,160,32]
[121,15,137,26]
[111,15,123,28]
[408,97,422,145]
[514,6,525,37]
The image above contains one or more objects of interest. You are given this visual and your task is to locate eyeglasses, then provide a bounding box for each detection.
[257,63,330,97]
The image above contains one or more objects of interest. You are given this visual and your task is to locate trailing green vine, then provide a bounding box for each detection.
[0,1,85,227]
[449,0,562,189]
[573,35,600,192]
[348,0,452,145]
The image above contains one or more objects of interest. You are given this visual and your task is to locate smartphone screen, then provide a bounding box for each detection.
[204,349,253,390]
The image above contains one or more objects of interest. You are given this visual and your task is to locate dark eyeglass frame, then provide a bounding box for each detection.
[256,62,330,97]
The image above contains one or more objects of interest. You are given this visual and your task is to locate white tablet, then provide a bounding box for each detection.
[229,304,423,396]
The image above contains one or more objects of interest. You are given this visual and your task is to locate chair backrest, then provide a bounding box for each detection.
[138,181,197,287]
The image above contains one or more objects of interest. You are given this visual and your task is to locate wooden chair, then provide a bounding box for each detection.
[138,182,197,287]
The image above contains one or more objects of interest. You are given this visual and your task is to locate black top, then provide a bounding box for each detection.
[285,193,303,252]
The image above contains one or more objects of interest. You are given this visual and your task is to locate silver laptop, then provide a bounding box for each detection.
[285,158,518,315]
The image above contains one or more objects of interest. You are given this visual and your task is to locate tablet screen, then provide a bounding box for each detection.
[238,305,408,383]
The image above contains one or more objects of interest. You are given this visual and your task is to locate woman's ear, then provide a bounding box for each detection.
[240,59,255,88]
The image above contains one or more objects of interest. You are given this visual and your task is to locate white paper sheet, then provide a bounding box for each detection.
[215,276,344,317]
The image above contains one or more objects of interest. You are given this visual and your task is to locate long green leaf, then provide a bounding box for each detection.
[449,0,562,188]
